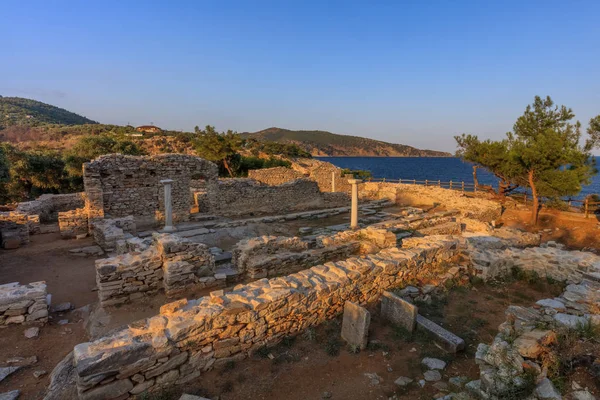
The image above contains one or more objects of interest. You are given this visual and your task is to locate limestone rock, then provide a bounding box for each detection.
[424,370,442,382]
[24,327,39,339]
[534,378,562,400]
[422,357,447,370]
[0,367,20,383]
[341,301,370,350]
[394,376,413,387]
[0,390,20,400]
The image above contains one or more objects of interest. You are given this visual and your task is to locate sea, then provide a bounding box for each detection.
[317,156,600,200]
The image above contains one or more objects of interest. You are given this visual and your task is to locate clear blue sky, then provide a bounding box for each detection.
[2,0,599,154]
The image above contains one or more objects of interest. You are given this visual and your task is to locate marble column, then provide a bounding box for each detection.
[160,179,175,232]
[348,179,362,229]
[332,171,336,192]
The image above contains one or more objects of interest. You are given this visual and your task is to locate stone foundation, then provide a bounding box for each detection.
[360,182,501,222]
[0,211,30,248]
[16,192,85,223]
[0,281,48,325]
[74,235,460,399]
[96,234,218,306]
[92,216,137,252]
[58,208,89,239]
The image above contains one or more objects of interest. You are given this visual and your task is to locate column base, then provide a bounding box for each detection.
[161,225,177,233]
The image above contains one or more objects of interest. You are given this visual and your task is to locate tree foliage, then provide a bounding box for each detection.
[63,134,145,177]
[192,126,243,177]
[456,96,599,224]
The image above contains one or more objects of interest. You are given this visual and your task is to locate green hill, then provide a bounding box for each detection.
[242,127,451,157]
[0,96,97,129]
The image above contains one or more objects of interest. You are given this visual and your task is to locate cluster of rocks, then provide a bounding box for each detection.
[316,226,397,254]
[73,236,461,399]
[468,279,600,399]
[0,282,48,325]
[83,154,219,225]
[96,233,218,306]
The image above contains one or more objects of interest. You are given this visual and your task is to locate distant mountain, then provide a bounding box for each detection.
[0,96,97,129]
[242,127,451,157]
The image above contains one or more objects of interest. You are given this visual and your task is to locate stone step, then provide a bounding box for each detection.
[416,314,465,353]
[214,251,232,264]
[189,214,217,221]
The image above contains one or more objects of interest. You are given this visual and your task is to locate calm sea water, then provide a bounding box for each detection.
[317,156,600,200]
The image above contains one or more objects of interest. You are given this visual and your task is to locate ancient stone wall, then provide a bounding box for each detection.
[0,281,48,325]
[232,236,360,279]
[247,167,306,186]
[360,182,501,222]
[308,163,352,193]
[74,236,460,399]
[0,211,30,248]
[207,178,347,217]
[58,208,89,239]
[83,154,218,224]
[96,234,219,306]
[16,192,85,223]
[92,216,136,252]
[316,227,397,254]
[96,247,164,306]
[155,234,217,297]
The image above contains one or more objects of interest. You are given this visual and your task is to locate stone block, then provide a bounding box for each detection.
[381,291,417,332]
[416,314,465,353]
[341,301,370,350]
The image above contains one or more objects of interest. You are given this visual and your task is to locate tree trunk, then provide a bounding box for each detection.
[222,158,234,177]
[472,166,479,188]
[528,170,539,225]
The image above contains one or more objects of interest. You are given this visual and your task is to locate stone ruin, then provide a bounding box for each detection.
[83,154,219,225]
[0,281,49,326]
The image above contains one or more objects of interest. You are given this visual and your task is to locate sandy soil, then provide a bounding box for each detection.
[500,208,600,250]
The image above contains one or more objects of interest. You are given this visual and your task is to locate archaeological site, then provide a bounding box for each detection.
[0,154,599,400]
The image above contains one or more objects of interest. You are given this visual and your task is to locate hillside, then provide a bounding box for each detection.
[0,96,97,129]
[242,127,451,157]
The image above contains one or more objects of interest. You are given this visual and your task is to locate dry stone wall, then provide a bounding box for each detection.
[247,167,306,186]
[155,234,216,297]
[83,154,218,224]
[0,281,48,325]
[58,208,89,239]
[16,192,85,223]
[96,234,218,306]
[308,163,352,193]
[207,178,347,217]
[0,211,31,248]
[74,236,460,399]
[92,216,136,252]
[232,235,360,279]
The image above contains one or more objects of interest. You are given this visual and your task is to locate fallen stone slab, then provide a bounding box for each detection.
[381,291,417,332]
[0,366,20,383]
[50,302,72,313]
[0,390,20,400]
[341,301,370,350]
[416,314,465,353]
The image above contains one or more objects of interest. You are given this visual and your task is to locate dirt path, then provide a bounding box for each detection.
[0,232,97,306]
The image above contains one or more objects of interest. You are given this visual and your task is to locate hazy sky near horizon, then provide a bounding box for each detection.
[2,0,600,154]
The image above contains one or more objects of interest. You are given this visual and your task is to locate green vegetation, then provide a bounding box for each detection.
[243,127,451,157]
[341,168,372,179]
[456,96,600,224]
[0,96,97,129]
[0,134,144,203]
